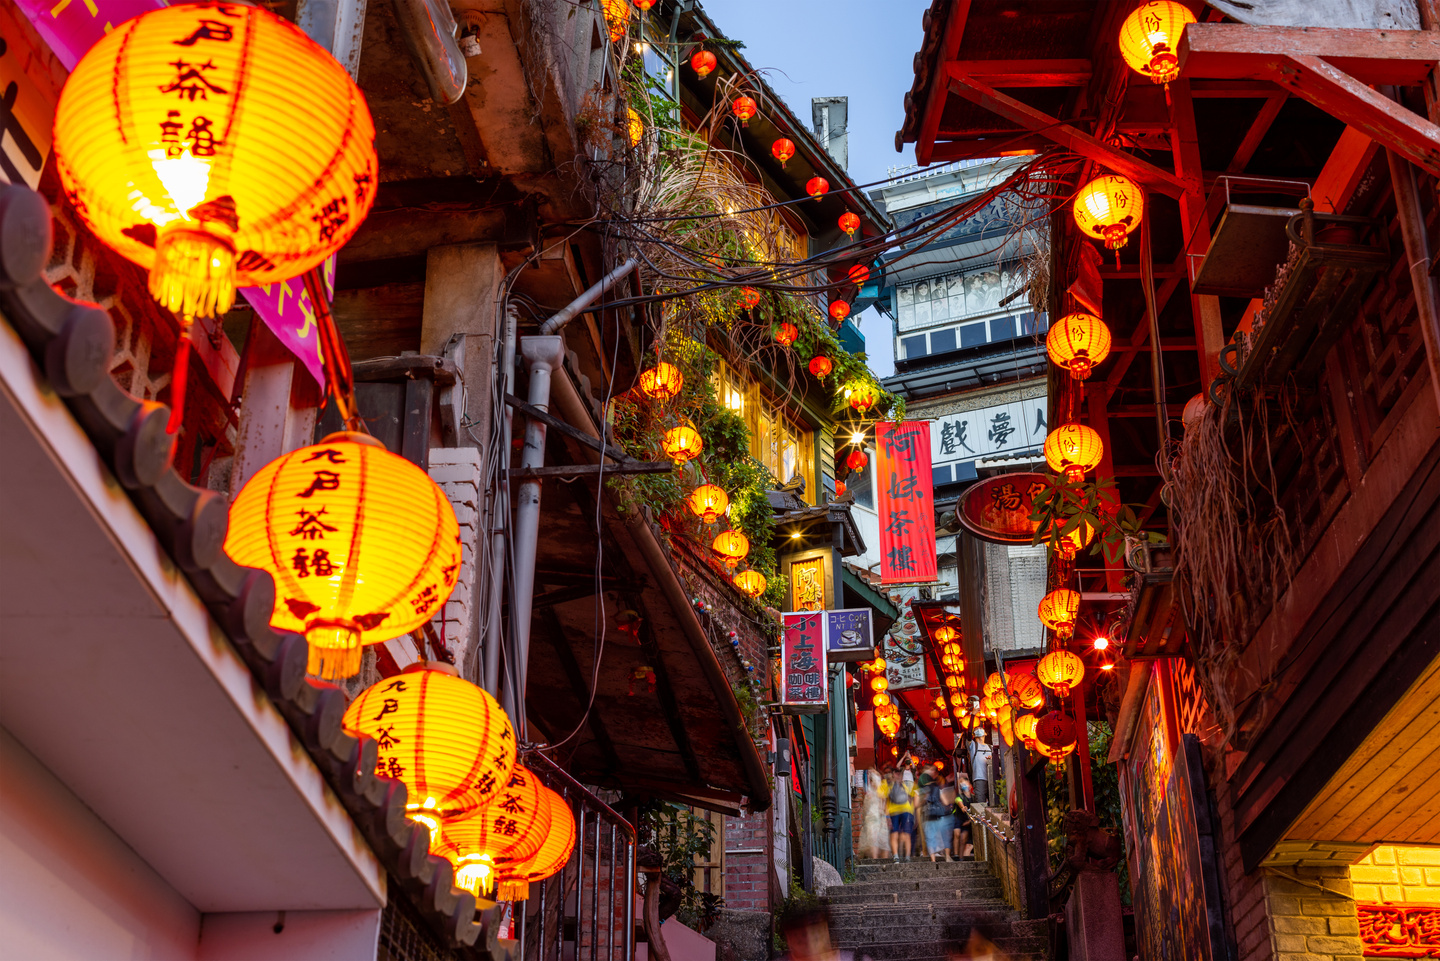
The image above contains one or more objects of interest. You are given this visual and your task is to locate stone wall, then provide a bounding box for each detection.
[1258,867,1362,959]
[1349,845,1440,904]
[723,812,773,913]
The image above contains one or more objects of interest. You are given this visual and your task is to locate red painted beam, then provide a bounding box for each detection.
[947,59,1092,87]
[914,0,972,167]
[1181,23,1440,86]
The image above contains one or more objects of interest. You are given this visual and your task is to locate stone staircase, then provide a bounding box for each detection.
[825,859,1048,961]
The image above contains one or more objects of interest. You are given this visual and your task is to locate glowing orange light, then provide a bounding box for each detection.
[1036,649,1086,698]
[1015,713,1040,750]
[829,300,851,322]
[436,763,550,897]
[807,176,830,200]
[872,692,891,708]
[1074,175,1144,251]
[1046,312,1112,380]
[733,570,768,598]
[627,108,644,147]
[732,96,757,126]
[1009,673,1045,711]
[691,50,717,78]
[809,355,833,379]
[632,0,656,9]
[771,138,796,167]
[950,692,965,709]
[1044,424,1104,482]
[712,529,750,570]
[601,0,630,41]
[945,675,964,690]
[639,362,683,399]
[871,675,889,693]
[848,264,870,286]
[226,433,461,679]
[1038,589,1082,641]
[941,642,961,658]
[846,449,868,472]
[495,784,576,901]
[1119,1,1196,85]
[933,626,959,645]
[839,212,860,237]
[1093,636,1110,651]
[774,321,798,346]
[662,424,703,466]
[688,484,730,523]
[1036,711,1079,762]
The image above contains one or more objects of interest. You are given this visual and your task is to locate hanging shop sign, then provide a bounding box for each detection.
[876,421,938,584]
[823,608,876,663]
[956,472,1052,545]
[881,629,927,691]
[778,612,828,714]
[0,4,59,190]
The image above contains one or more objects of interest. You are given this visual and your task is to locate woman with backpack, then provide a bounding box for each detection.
[952,773,975,859]
[918,766,954,862]
[884,771,915,860]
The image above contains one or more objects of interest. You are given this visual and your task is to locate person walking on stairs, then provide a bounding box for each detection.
[858,771,889,860]
[952,773,975,859]
[918,765,954,862]
[884,771,915,860]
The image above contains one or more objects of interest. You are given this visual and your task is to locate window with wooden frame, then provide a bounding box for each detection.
[713,358,816,502]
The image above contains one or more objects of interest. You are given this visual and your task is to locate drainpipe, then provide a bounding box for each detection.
[510,258,639,734]
[482,304,519,696]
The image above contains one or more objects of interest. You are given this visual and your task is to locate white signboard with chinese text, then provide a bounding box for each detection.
[929,396,1047,476]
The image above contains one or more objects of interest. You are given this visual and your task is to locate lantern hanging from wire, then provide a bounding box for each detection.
[998,705,1014,747]
[774,321,799,346]
[632,0,656,9]
[848,264,870,286]
[870,675,889,693]
[839,212,860,238]
[870,656,887,673]
[438,764,551,898]
[942,642,962,659]
[809,355,833,379]
[1036,649,1086,698]
[712,529,750,570]
[1055,517,1097,559]
[626,108,645,147]
[688,484,730,523]
[872,692,892,709]
[1014,713,1040,752]
[342,663,516,823]
[495,784,576,901]
[933,694,946,710]
[829,300,851,322]
[731,96,757,126]
[1044,424,1104,482]
[983,673,1004,697]
[1036,711,1079,762]
[733,570,767,598]
[639,362,683,400]
[944,675,964,691]
[848,384,877,413]
[807,176,830,200]
[691,49,716,77]
[739,286,762,309]
[1009,672,1045,710]
[1118,1,1196,86]
[1073,175,1144,253]
[1046,313,1112,380]
[662,423,704,466]
[933,626,959,645]
[771,138,796,168]
[845,449,868,472]
[226,433,462,679]
[949,692,965,710]
[1038,589,1082,641]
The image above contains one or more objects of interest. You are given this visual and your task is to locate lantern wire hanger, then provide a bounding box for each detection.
[301,267,365,433]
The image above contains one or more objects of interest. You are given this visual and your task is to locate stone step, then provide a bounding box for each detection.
[852,860,989,880]
[834,935,1047,961]
[824,888,1004,908]
[832,876,1001,896]
[828,916,1020,944]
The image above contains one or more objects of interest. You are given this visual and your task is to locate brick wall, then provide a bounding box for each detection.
[1259,867,1362,958]
[724,811,773,912]
[1350,845,1440,903]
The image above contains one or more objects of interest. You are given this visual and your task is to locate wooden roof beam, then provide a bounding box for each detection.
[944,66,1186,197]
[914,0,972,166]
[1227,93,1288,173]
[947,59,1092,87]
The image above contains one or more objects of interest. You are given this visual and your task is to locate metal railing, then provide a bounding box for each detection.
[521,753,638,961]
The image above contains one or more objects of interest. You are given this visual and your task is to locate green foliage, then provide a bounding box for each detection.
[1030,474,1165,565]
[1044,722,1132,905]
[638,801,721,922]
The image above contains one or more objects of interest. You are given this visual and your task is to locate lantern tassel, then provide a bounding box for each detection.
[166,321,192,434]
[498,880,530,902]
[307,636,364,680]
[149,227,237,320]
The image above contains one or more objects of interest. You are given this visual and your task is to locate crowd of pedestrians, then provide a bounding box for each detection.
[857,758,975,861]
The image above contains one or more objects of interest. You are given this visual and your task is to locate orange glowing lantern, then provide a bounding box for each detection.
[848,264,870,286]
[872,692,891,708]
[839,212,860,237]
[1045,424,1104,482]
[846,449,868,472]
[54,4,379,324]
[627,108,645,147]
[733,570,768,598]
[983,672,1004,697]
[601,0,630,41]
[438,764,551,898]
[933,694,946,709]
[691,50,717,78]
[632,0,656,9]
[739,286,762,309]
[732,96,758,126]
[1119,1,1196,85]
[662,423,703,466]
[1009,673,1045,710]
[941,654,960,671]
[226,433,461,679]
[1046,313,1112,380]
[944,675,964,690]
[1074,175,1144,252]
[871,675,889,693]
[342,663,516,822]
[1038,589,1082,641]
[774,322,799,346]
[1055,518,1097,559]
[771,138,796,167]
[807,176,830,200]
[639,362,683,399]
[1014,713,1040,751]
[829,300,851,322]
[942,642,962,658]
[950,692,965,710]
[809,355,833,379]
[1036,649,1086,698]
[1036,712,1078,762]
[933,626,959,645]
[688,484,730,523]
[712,529,750,570]
[496,784,576,900]
[848,385,877,413]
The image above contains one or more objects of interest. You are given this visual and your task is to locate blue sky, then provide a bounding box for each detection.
[700,0,932,377]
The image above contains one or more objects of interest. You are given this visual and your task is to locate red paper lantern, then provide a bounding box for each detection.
[739,287,761,309]
[848,264,870,286]
[807,176,829,200]
[774,322,798,346]
[839,212,860,237]
[639,362,683,400]
[848,385,877,413]
[1036,649,1085,698]
[712,529,750,570]
[1038,589,1082,640]
[771,138,796,168]
[846,449,867,472]
[688,484,729,524]
[809,355,833,379]
[829,301,851,322]
[633,0,656,8]
[732,96,757,126]
[691,50,716,78]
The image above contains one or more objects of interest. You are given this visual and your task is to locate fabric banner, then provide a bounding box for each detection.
[876,420,938,584]
[15,0,329,386]
[778,612,828,714]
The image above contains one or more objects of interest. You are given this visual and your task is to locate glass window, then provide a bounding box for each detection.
[901,334,928,359]
[960,322,988,349]
[930,328,957,354]
[991,316,1016,341]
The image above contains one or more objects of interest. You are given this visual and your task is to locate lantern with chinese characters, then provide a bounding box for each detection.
[733,570,767,598]
[1014,713,1040,751]
[839,212,860,237]
[941,653,960,671]
[712,529,750,570]
[688,484,730,523]
[771,138,796,167]
[639,362,683,400]
[942,642,962,659]
[807,176,829,200]
[983,673,1004,697]
[496,784,577,901]
[53,4,379,324]
[950,692,965,710]
[1046,313,1112,380]
[1036,711,1078,762]
[1119,1,1196,85]
[945,675,964,691]
[739,286,762,309]
[774,322,799,346]
[998,705,1014,747]
[871,675,889,693]
[1045,424,1104,482]
[226,433,462,679]
[342,663,516,822]
[809,355,833,379]
[1037,649,1085,698]
[848,264,870,286]
[437,764,551,898]
[662,423,703,466]
[933,626,959,645]
[1038,589,1082,641]
[1074,175,1144,252]
[848,385,877,413]
[829,300,851,322]
[627,108,644,147]
[1009,672,1045,710]
[691,50,716,77]
[846,449,868,472]
[601,0,630,41]
[732,96,757,126]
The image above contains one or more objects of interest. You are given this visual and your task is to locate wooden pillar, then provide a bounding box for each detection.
[1086,383,1125,593]
[1019,749,1051,920]
[228,320,320,497]
[1071,683,1094,812]
[1169,79,1226,388]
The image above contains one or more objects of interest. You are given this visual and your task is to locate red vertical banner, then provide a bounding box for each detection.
[876,421,938,584]
[779,612,828,713]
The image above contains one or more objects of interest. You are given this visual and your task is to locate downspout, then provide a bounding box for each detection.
[482,304,518,696]
[511,259,639,734]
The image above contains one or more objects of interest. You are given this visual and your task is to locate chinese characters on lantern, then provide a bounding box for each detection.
[876,421,938,584]
[779,612,828,713]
